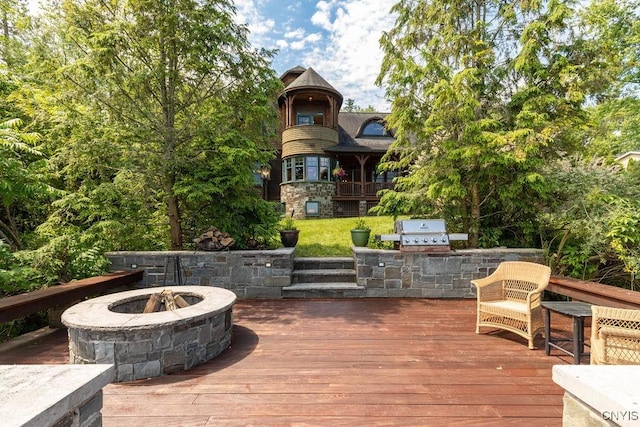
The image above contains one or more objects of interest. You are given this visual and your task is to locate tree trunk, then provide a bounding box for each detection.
[164,174,182,250]
[468,181,480,248]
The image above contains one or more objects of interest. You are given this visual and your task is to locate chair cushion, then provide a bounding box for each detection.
[481,300,529,314]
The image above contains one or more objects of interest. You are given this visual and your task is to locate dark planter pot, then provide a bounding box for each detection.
[280,230,300,247]
[350,229,371,247]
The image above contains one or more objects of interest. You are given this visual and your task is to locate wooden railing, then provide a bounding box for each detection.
[0,270,144,323]
[336,181,394,197]
[547,276,640,309]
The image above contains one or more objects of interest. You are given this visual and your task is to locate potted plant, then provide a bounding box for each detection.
[332,165,348,181]
[350,218,371,247]
[279,215,299,247]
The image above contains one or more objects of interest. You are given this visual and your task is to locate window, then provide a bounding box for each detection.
[305,201,320,216]
[320,157,329,180]
[297,115,312,125]
[307,156,318,181]
[294,157,304,180]
[373,170,397,183]
[283,158,293,182]
[362,120,388,136]
[297,112,324,126]
[282,155,334,183]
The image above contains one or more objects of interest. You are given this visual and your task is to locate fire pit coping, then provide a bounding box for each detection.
[61,286,236,330]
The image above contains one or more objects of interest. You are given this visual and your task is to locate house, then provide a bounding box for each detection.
[615,151,640,169]
[264,66,396,219]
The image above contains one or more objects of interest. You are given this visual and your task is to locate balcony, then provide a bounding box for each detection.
[335,181,394,198]
[333,181,394,217]
[281,125,338,157]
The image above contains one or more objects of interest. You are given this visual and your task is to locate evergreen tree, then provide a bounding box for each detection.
[375,0,615,247]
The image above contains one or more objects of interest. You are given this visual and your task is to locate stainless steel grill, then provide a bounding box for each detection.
[378,219,468,252]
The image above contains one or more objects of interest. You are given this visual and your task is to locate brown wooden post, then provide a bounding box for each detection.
[356,155,370,196]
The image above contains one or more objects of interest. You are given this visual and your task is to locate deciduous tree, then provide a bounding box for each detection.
[36,0,281,249]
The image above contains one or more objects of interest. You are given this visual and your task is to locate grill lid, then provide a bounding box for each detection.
[377,219,468,251]
[395,219,447,234]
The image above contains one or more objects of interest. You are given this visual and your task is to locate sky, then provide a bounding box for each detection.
[26,0,398,111]
[233,0,398,112]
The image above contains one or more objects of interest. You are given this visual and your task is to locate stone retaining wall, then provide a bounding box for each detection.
[353,247,544,298]
[107,247,544,299]
[107,249,295,298]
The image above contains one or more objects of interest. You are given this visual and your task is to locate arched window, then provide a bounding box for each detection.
[361,120,389,136]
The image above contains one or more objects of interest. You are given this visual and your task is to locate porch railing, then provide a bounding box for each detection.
[336,181,394,197]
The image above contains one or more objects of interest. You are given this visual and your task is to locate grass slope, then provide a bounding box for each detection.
[285,216,402,257]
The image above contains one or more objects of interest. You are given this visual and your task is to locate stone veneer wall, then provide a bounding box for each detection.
[107,247,544,299]
[68,306,233,382]
[107,249,295,299]
[280,181,335,219]
[353,247,544,298]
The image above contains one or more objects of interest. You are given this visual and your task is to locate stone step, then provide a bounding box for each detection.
[282,283,365,298]
[291,268,356,284]
[294,257,355,271]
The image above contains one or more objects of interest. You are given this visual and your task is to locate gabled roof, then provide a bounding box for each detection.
[615,151,640,161]
[615,151,640,168]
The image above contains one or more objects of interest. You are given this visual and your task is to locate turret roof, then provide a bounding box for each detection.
[281,67,343,102]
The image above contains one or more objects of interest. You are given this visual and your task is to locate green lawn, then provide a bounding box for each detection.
[284,216,403,257]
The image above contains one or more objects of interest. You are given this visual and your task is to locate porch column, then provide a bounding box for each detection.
[355,155,370,195]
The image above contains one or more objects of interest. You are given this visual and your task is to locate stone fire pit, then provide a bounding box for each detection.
[61,286,236,382]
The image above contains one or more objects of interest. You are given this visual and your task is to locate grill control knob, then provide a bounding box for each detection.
[432,237,437,243]
[414,238,419,243]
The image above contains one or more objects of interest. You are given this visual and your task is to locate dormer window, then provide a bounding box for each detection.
[361,120,389,136]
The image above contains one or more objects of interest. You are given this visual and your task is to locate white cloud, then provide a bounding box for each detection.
[311,1,337,30]
[233,0,275,43]
[305,33,322,44]
[303,0,398,111]
[285,28,306,39]
[236,0,398,111]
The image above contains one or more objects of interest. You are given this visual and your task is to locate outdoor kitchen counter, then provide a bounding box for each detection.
[352,247,545,298]
[0,364,115,427]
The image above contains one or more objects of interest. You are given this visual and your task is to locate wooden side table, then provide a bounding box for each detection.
[542,301,592,364]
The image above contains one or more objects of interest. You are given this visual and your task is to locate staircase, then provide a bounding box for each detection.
[282,257,365,298]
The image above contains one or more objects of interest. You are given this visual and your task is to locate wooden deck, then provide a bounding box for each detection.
[0,298,581,426]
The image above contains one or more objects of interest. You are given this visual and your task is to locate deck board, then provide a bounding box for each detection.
[0,298,581,426]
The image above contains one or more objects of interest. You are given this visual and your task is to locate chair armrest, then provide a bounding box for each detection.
[525,286,546,305]
[471,275,500,288]
[599,326,640,341]
[471,280,504,302]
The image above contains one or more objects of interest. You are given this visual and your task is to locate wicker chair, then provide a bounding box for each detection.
[472,261,551,349]
[590,305,640,365]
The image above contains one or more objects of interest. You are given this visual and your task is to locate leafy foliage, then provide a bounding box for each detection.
[0,242,41,297]
[0,116,58,251]
[374,0,619,248]
[34,0,283,250]
[540,158,640,287]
